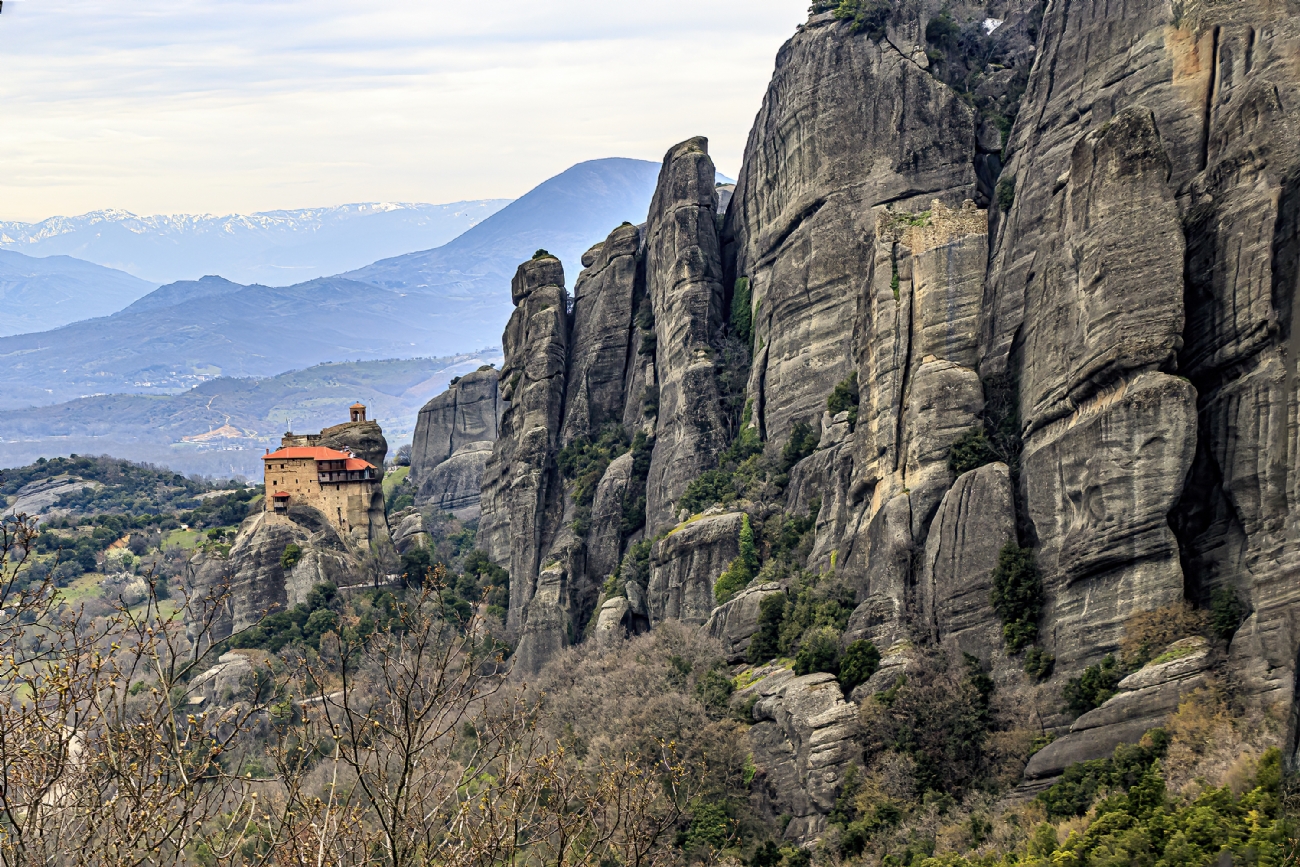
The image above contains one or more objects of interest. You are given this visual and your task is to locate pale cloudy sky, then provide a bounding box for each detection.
[0,1,806,222]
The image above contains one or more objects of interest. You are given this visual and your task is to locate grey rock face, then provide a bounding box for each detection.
[647,512,743,625]
[1024,372,1197,672]
[704,581,783,663]
[318,419,388,473]
[189,508,357,644]
[740,667,859,843]
[585,451,634,588]
[723,15,977,447]
[421,441,494,520]
[410,367,500,509]
[917,463,1016,656]
[1024,639,1211,782]
[477,257,570,639]
[643,138,730,534]
[561,223,641,444]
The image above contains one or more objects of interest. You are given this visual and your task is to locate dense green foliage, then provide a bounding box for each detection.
[827,372,860,431]
[558,424,631,536]
[1063,653,1128,716]
[821,0,893,38]
[948,427,998,476]
[989,542,1042,652]
[715,514,759,604]
[997,176,1017,210]
[793,626,841,676]
[399,547,509,624]
[619,430,655,536]
[1211,587,1248,641]
[838,639,881,694]
[228,582,343,653]
[779,421,820,473]
[532,249,554,260]
[915,745,1289,867]
[280,543,302,571]
[1,455,244,516]
[747,593,787,664]
[731,277,754,349]
[1039,732,1170,820]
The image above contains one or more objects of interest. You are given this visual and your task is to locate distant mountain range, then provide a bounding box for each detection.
[345,158,664,297]
[0,251,157,336]
[0,157,666,413]
[0,201,510,286]
[0,353,501,478]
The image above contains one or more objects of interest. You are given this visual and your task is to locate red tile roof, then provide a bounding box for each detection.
[263,447,352,462]
[344,458,374,471]
[272,491,291,498]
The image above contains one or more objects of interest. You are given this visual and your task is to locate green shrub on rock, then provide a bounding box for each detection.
[280,543,302,571]
[989,542,1042,652]
[827,372,860,431]
[838,639,881,694]
[948,427,998,476]
[794,626,841,676]
[1063,653,1127,716]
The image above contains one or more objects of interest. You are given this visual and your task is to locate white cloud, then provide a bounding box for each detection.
[0,0,805,220]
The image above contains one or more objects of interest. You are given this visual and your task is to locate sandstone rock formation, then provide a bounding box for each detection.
[410,367,501,516]
[738,666,860,841]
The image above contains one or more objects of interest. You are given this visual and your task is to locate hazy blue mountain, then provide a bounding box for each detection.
[0,353,500,478]
[344,158,664,298]
[0,201,511,286]
[0,251,157,336]
[0,157,673,415]
[0,275,505,410]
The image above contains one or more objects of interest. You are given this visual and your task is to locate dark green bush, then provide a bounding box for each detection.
[1210,587,1248,641]
[779,420,820,473]
[833,0,892,38]
[1063,654,1128,716]
[1038,731,1168,819]
[996,176,1016,210]
[948,427,998,476]
[619,431,654,536]
[715,515,759,604]
[532,249,554,260]
[679,470,737,515]
[794,627,841,676]
[731,277,754,349]
[989,542,1042,652]
[924,9,959,48]
[747,593,787,664]
[827,372,860,431]
[863,653,995,798]
[838,639,881,694]
[778,572,855,657]
[1023,646,1055,681]
[280,543,302,571]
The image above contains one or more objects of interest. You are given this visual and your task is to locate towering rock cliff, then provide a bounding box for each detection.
[170,0,1299,845]
[409,366,501,518]
[466,0,1300,832]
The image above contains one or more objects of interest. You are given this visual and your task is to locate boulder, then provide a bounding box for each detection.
[704,582,783,663]
[741,667,859,842]
[647,512,744,625]
[916,462,1016,655]
[420,441,493,520]
[1024,639,1212,782]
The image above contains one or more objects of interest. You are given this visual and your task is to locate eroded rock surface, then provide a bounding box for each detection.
[410,367,500,512]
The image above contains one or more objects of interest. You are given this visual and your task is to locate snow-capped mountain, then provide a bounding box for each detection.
[0,200,512,286]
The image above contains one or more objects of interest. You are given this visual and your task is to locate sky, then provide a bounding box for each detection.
[0,1,806,222]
